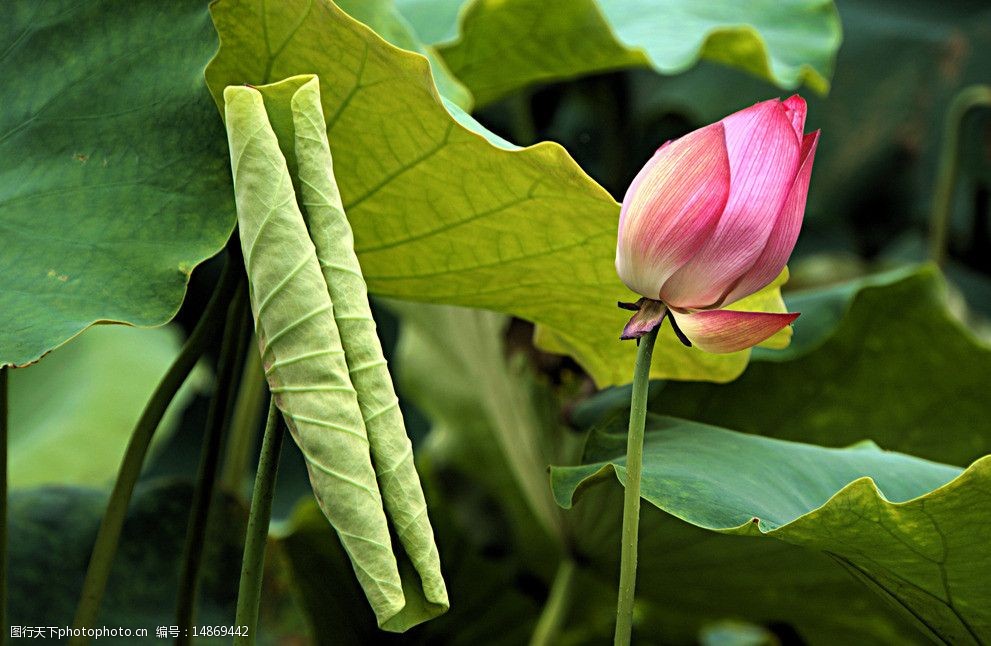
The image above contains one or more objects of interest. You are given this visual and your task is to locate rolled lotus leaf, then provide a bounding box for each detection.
[223,85,405,626]
[290,76,449,613]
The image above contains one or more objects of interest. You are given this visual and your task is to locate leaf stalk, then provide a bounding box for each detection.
[234,400,284,646]
[175,280,250,643]
[530,558,577,646]
[69,252,240,646]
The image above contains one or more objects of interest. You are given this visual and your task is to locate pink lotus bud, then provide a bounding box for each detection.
[616,96,819,351]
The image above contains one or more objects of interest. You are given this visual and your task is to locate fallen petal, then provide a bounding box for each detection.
[669,309,800,354]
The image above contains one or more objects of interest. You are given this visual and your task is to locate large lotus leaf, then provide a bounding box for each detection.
[561,460,929,643]
[0,0,235,368]
[394,302,921,641]
[206,0,791,387]
[552,416,990,643]
[656,266,991,466]
[7,325,206,488]
[334,0,472,109]
[399,0,841,106]
[7,481,309,643]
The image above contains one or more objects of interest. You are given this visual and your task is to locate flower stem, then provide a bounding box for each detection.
[70,257,240,646]
[234,400,284,646]
[530,558,577,646]
[929,84,991,266]
[614,325,659,646]
[1,366,8,646]
[175,281,249,643]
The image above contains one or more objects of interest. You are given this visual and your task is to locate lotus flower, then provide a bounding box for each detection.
[616,96,819,352]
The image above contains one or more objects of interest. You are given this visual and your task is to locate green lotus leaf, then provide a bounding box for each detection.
[399,0,841,106]
[395,299,928,642]
[0,0,234,367]
[552,416,990,643]
[206,0,790,386]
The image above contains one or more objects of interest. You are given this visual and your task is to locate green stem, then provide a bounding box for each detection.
[175,282,249,644]
[929,84,991,266]
[1,366,8,646]
[70,258,239,646]
[234,400,284,646]
[530,558,577,646]
[221,346,266,496]
[614,326,659,646]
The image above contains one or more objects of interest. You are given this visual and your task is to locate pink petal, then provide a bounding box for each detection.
[722,130,820,305]
[616,123,731,299]
[670,309,800,354]
[782,95,807,139]
[660,100,802,309]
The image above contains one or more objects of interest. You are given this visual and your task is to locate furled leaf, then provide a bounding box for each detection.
[334,0,472,109]
[657,266,991,466]
[552,416,990,643]
[224,84,417,630]
[7,325,205,488]
[0,0,234,368]
[287,75,447,615]
[206,0,790,386]
[401,0,841,105]
[8,482,309,643]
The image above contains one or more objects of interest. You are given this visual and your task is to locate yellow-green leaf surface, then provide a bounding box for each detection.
[283,74,447,615]
[206,0,789,387]
[224,84,418,630]
[552,417,990,643]
[335,0,472,109]
[404,0,841,106]
[0,0,235,367]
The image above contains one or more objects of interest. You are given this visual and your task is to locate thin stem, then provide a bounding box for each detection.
[234,400,284,646]
[530,558,577,646]
[1,366,8,646]
[221,345,266,496]
[175,282,249,643]
[70,258,240,646]
[929,85,991,266]
[614,326,658,646]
